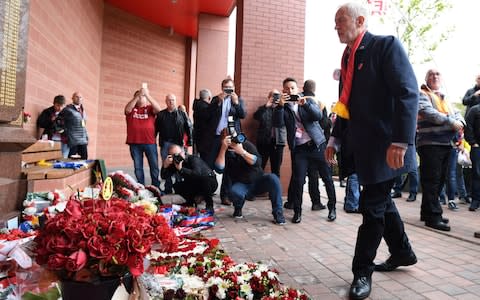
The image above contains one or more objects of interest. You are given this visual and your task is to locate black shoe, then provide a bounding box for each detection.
[312,203,326,211]
[439,197,446,205]
[374,252,417,272]
[469,207,477,211]
[245,193,255,201]
[283,201,293,209]
[459,197,472,204]
[425,220,451,231]
[233,207,243,218]
[406,193,416,202]
[292,212,301,223]
[391,191,402,198]
[420,216,449,224]
[327,209,336,221]
[349,276,371,300]
[205,205,214,213]
[345,208,360,214]
[448,200,459,211]
[475,231,480,238]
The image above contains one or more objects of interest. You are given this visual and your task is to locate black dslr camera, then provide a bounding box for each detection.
[223,88,234,95]
[227,116,246,144]
[172,153,184,164]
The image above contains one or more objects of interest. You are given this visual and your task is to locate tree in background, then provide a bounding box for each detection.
[378,0,454,64]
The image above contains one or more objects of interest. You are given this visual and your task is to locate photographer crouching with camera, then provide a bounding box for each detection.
[161,144,218,212]
[214,126,286,225]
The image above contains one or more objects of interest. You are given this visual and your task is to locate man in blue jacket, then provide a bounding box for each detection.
[326,3,418,299]
[273,77,336,223]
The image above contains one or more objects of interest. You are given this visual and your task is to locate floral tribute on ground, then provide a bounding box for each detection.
[34,197,178,281]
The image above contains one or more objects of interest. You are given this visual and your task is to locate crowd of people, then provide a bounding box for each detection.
[35,2,480,299]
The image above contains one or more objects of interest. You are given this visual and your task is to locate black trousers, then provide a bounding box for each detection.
[352,178,413,277]
[173,176,218,207]
[69,144,88,159]
[417,145,450,222]
[257,142,284,178]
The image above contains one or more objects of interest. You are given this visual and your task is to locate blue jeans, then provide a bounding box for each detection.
[229,173,283,215]
[345,173,360,211]
[445,148,459,200]
[129,144,160,187]
[392,168,418,194]
[61,143,70,158]
[470,147,480,209]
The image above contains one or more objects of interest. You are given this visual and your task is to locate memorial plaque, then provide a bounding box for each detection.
[0,0,29,123]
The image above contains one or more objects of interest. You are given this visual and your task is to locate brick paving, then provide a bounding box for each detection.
[117,167,480,299]
[196,181,480,300]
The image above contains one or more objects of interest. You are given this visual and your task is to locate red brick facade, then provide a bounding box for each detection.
[97,5,187,167]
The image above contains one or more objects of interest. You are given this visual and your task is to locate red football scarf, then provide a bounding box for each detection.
[332,30,366,119]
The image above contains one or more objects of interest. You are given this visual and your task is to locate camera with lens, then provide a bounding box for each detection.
[223,88,234,95]
[227,116,246,144]
[287,94,299,102]
[172,153,184,164]
[272,92,281,103]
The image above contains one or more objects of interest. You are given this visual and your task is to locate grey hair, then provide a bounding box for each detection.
[340,2,369,28]
[199,89,211,100]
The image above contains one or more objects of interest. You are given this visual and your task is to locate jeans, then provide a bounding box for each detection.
[392,168,418,194]
[129,144,160,187]
[229,173,283,215]
[417,145,450,222]
[470,147,480,209]
[61,143,70,158]
[456,163,467,198]
[345,173,360,211]
[445,148,459,200]
[290,142,336,213]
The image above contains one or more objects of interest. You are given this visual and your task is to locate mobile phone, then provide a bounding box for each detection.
[287,94,299,102]
[142,82,148,89]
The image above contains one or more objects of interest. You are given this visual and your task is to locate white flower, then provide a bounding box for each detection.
[55,201,66,212]
[176,274,205,293]
[240,283,253,299]
[179,265,189,275]
[238,272,252,284]
[267,271,278,280]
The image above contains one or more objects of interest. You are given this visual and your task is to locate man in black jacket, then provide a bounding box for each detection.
[37,95,68,157]
[156,94,192,193]
[215,130,285,224]
[193,89,212,160]
[161,144,218,211]
[462,74,480,116]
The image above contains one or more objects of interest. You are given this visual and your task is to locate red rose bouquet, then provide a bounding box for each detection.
[34,197,179,282]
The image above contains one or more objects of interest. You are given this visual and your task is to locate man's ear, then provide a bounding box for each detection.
[357,16,365,27]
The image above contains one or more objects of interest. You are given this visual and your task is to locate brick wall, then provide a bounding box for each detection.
[24,0,104,157]
[236,0,306,191]
[97,4,187,168]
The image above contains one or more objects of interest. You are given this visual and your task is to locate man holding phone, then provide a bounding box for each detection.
[273,77,335,223]
[205,77,247,206]
[253,89,286,178]
[124,84,162,188]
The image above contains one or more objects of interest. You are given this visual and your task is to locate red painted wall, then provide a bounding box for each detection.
[24,0,105,157]
[97,5,187,168]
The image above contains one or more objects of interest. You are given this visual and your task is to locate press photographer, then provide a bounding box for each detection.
[161,144,218,212]
[214,129,286,225]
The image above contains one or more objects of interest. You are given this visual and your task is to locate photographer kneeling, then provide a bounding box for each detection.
[161,144,218,212]
[214,129,286,225]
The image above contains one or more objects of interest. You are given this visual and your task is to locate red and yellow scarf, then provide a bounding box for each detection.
[332,31,366,119]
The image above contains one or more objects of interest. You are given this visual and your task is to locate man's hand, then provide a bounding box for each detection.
[451,120,464,131]
[474,90,480,96]
[325,146,337,165]
[229,141,245,155]
[174,160,183,171]
[163,155,174,168]
[297,96,307,106]
[386,144,406,170]
[231,92,239,105]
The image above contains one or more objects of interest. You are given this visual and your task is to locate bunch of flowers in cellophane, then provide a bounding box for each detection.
[22,190,67,229]
[140,236,311,300]
[109,170,163,208]
[33,197,179,283]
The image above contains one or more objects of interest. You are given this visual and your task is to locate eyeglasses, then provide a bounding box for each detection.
[429,72,441,76]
